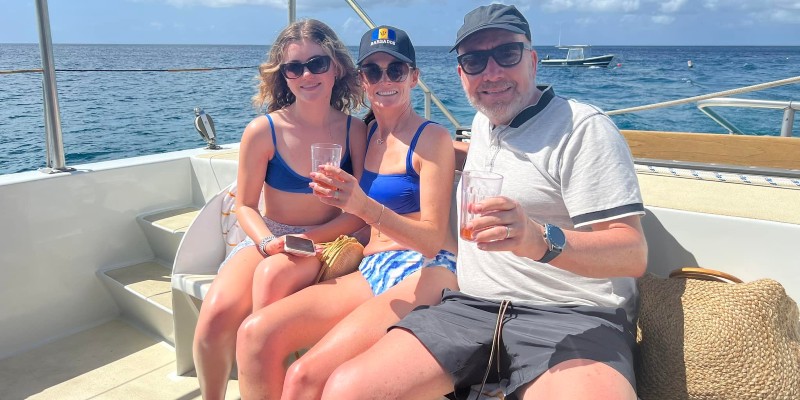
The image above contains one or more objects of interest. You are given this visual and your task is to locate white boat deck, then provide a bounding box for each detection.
[0,319,240,400]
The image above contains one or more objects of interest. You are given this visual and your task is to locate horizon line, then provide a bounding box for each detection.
[3,42,800,47]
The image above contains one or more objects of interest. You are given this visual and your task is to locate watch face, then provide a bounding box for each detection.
[545,224,566,249]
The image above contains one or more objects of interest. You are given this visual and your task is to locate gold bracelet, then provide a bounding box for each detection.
[371,204,386,237]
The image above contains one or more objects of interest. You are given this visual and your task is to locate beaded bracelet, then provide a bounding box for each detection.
[257,235,276,257]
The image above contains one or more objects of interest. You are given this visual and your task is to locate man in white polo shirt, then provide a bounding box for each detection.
[320,4,648,400]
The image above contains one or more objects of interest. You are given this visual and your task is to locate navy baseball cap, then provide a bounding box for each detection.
[357,26,416,67]
[451,4,531,52]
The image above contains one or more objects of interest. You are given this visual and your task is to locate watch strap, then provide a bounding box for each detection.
[535,223,563,264]
[537,248,560,264]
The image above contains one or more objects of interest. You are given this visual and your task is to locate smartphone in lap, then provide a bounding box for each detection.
[284,235,316,257]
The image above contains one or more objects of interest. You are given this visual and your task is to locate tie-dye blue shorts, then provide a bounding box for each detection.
[358,249,457,296]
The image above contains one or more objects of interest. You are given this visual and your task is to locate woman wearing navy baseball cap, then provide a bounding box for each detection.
[236,25,458,400]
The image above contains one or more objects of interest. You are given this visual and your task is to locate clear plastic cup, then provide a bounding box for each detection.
[311,143,342,192]
[459,170,504,241]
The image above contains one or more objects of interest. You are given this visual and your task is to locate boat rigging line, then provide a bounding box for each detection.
[0,66,258,74]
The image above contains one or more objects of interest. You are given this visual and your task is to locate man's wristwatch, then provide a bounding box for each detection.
[257,235,276,257]
[536,223,566,263]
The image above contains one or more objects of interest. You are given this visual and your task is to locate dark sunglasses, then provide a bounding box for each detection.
[457,42,529,75]
[359,62,412,85]
[280,55,332,79]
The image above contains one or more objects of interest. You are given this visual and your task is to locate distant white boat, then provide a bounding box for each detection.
[540,45,615,67]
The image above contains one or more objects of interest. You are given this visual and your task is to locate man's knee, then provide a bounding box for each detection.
[520,359,636,400]
[323,362,370,400]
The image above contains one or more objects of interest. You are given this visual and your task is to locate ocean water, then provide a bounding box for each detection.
[1,44,798,174]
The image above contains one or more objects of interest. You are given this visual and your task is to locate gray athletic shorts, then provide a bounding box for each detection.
[392,290,636,400]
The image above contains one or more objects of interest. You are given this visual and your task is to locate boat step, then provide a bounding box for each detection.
[99,260,174,345]
[137,206,200,265]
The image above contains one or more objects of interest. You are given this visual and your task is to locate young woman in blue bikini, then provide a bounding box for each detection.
[235,25,458,399]
[192,19,367,400]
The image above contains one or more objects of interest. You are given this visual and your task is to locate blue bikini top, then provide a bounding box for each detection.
[264,114,353,193]
[359,121,433,214]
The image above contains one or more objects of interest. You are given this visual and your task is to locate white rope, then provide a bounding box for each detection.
[635,164,800,190]
[608,75,800,116]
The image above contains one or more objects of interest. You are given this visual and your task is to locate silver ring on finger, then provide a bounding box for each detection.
[504,225,511,240]
[333,189,340,200]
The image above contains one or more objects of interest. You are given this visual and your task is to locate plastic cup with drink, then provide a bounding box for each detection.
[459,170,504,242]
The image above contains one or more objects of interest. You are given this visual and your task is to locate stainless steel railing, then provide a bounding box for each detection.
[696,98,798,137]
[35,0,72,173]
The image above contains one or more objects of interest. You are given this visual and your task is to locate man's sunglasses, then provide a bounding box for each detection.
[457,42,529,75]
[280,55,332,79]
[359,62,412,85]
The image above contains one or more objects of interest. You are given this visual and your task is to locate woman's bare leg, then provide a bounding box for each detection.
[251,253,323,311]
[321,328,455,400]
[236,272,374,400]
[282,267,458,400]
[193,247,261,400]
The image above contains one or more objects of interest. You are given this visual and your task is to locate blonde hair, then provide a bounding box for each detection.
[253,19,364,113]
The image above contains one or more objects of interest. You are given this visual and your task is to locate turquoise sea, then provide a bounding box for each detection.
[1,44,798,174]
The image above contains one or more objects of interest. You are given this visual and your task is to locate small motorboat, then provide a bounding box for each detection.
[540,45,615,67]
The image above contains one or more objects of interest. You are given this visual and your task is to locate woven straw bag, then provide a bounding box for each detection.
[314,235,364,283]
[635,268,800,400]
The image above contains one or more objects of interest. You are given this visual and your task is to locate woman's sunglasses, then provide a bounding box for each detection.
[280,55,332,79]
[359,62,412,85]
[457,42,528,75]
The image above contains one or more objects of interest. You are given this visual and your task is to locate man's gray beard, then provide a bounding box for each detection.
[465,90,527,126]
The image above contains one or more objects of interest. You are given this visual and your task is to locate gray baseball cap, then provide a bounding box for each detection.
[451,4,531,52]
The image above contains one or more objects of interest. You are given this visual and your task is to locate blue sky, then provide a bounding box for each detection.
[3,0,800,46]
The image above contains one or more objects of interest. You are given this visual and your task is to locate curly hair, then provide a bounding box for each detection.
[253,19,364,113]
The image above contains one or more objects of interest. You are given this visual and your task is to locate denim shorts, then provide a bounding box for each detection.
[393,290,636,400]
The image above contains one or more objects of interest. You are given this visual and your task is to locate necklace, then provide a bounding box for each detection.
[375,104,411,145]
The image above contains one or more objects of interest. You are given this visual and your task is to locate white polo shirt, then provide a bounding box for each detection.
[457,86,645,318]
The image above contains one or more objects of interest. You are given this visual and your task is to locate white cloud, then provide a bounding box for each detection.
[651,15,675,24]
[537,0,800,25]
[157,0,430,9]
[162,0,282,7]
[761,8,800,23]
[341,16,369,35]
[342,17,360,31]
[658,0,687,13]
[541,0,640,13]
[703,0,800,23]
